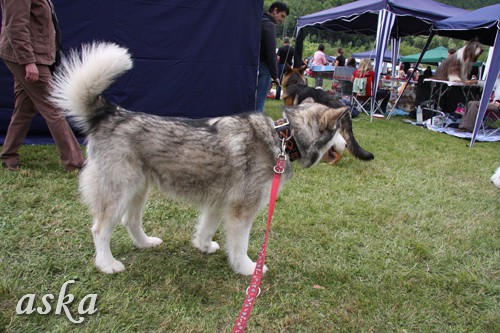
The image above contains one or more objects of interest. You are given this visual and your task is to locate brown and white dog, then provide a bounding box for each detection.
[434,39,483,83]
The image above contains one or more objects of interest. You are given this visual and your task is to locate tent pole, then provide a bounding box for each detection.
[387,31,435,119]
[372,9,395,121]
[470,29,500,148]
[293,28,304,68]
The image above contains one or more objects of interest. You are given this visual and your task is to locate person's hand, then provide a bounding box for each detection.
[25,63,39,82]
[273,77,280,86]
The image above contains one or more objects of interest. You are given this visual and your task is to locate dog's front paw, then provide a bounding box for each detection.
[136,236,163,249]
[193,240,220,254]
[96,258,125,274]
[233,257,269,276]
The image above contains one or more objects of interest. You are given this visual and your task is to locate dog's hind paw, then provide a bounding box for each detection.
[136,236,163,249]
[193,240,220,254]
[96,259,125,274]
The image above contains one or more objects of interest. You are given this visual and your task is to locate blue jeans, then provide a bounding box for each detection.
[256,62,271,113]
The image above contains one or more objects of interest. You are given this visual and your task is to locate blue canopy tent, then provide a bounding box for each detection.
[430,4,500,147]
[352,49,398,62]
[0,0,263,143]
[293,0,468,120]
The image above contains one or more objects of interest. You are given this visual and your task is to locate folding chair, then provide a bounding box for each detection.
[333,66,356,96]
[351,77,384,117]
[480,107,500,137]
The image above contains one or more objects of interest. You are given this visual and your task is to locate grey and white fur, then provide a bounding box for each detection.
[50,42,373,275]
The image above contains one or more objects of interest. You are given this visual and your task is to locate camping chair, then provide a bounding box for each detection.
[333,66,356,96]
[351,77,384,116]
[480,106,500,137]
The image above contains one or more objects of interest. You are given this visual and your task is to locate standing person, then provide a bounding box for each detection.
[256,1,289,112]
[0,0,84,172]
[275,36,294,100]
[312,44,328,88]
[334,48,345,67]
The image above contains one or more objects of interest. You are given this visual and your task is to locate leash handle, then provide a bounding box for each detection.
[232,155,286,333]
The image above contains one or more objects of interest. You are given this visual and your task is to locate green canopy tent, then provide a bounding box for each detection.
[400,46,449,63]
[401,46,483,66]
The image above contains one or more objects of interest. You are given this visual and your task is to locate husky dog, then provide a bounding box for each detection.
[282,65,369,165]
[491,167,500,189]
[434,39,483,83]
[50,42,374,275]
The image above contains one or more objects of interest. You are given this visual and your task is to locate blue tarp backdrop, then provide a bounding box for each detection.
[0,0,264,141]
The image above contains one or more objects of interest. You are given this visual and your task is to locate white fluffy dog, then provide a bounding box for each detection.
[491,167,500,188]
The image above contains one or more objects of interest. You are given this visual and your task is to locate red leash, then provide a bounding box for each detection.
[232,152,287,333]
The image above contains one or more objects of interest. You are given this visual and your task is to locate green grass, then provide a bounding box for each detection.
[1,99,499,332]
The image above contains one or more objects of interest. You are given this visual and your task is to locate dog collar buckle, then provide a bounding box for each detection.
[273,152,287,174]
[274,118,301,162]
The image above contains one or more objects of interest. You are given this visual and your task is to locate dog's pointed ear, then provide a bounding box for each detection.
[300,64,307,73]
[319,107,348,131]
[285,63,293,74]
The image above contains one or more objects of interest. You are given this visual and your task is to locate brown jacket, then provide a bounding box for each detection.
[0,0,59,65]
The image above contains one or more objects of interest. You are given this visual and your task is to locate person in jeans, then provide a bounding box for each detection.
[256,1,289,112]
[0,0,84,171]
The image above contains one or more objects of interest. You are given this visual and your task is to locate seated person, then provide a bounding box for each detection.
[351,58,390,114]
[423,66,433,78]
[406,68,415,79]
[440,86,467,114]
[340,57,357,95]
[346,57,356,68]
[458,74,500,132]
[415,67,433,106]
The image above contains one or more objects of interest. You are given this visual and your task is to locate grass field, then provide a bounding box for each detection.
[1,99,499,332]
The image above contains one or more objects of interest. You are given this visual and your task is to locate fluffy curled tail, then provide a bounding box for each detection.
[50,42,133,133]
[338,110,374,161]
